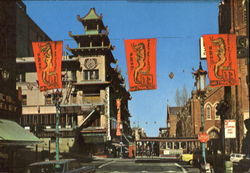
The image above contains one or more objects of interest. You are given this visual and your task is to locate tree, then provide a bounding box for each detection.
[175,85,188,106]
[175,88,181,106]
[181,85,188,106]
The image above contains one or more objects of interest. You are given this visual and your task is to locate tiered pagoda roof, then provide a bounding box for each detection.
[67,8,131,99]
[66,8,116,63]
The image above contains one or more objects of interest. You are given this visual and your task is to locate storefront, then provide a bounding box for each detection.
[0,119,42,172]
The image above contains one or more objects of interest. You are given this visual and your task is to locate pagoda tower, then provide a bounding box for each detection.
[66,8,132,157]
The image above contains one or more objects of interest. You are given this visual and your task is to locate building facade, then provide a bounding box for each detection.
[17,8,132,157]
[166,106,182,137]
[16,1,51,57]
[190,86,224,152]
[172,84,224,154]
[1,1,46,172]
[0,1,20,122]
[218,0,249,153]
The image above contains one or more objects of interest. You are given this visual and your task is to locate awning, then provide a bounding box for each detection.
[81,133,106,143]
[0,119,42,145]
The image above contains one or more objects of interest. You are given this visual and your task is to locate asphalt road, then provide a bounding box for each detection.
[81,158,200,173]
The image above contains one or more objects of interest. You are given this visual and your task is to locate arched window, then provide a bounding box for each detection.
[206,105,212,120]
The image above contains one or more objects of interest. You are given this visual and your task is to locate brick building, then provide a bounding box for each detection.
[190,86,224,152]
[166,106,182,137]
[218,0,249,153]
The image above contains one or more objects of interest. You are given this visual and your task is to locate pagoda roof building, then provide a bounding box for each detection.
[66,8,116,64]
[67,8,130,99]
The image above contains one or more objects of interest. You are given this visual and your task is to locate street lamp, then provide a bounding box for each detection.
[193,62,207,165]
[52,89,63,163]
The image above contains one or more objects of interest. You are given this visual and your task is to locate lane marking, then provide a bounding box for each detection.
[175,163,188,173]
[98,160,116,168]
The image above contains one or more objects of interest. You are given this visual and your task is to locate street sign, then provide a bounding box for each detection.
[225,119,236,138]
[198,132,209,143]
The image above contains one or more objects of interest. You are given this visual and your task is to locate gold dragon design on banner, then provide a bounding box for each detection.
[131,42,150,84]
[211,37,227,79]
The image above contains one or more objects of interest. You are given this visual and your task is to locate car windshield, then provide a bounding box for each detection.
[27,163,64,173]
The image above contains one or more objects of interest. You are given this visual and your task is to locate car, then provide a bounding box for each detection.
[230,153,245,163]
[180,153,193,164]
[238,157,250,172]
[25,159,95,173]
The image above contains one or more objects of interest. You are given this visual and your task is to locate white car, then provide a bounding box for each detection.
[230,153,245,163]
[25,159,95,173]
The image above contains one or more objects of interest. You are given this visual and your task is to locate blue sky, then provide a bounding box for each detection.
[23,0,219,136]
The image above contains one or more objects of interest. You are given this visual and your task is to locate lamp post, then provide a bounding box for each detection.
[193,62,207,165]
[52,89,62,163]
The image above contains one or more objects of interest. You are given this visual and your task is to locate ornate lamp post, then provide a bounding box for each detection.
[52,89,63,163]
[193,62,208,165]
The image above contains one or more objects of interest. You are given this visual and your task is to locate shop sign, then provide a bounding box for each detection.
[225,119,236,138]
[200,37,206,60]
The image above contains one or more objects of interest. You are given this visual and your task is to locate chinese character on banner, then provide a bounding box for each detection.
[32,41,63,91]
[124,38,157,91]
[202,34,239,87]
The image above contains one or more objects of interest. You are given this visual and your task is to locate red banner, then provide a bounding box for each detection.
[116,99,122,136]
[124,38,157,91]
[202,34,239,87]
[32,41,63,91]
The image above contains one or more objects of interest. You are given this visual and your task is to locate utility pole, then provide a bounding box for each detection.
[216,99,230,172]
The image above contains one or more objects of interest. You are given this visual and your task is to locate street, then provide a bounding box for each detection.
[81,158,200,173]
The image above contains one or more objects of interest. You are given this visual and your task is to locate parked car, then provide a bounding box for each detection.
[230,153,245,163]
[25,159,95,173]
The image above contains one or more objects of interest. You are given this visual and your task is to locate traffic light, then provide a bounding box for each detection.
[216,100,230,116]
[216,104,222,116]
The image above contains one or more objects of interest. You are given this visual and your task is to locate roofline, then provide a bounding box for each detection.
[77,8,103,22]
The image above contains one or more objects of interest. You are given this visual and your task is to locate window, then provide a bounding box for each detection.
[22,115,27,125]
[44,115,49,124]
[16,73,25,82]
[215,103,220,120]
[45,94,52,105]
[83,70,99,80]
[90,117,100,127]
[71,91,77,104]
[22,95,27,105]
[71,71,76,81]
[206,105,212,120]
